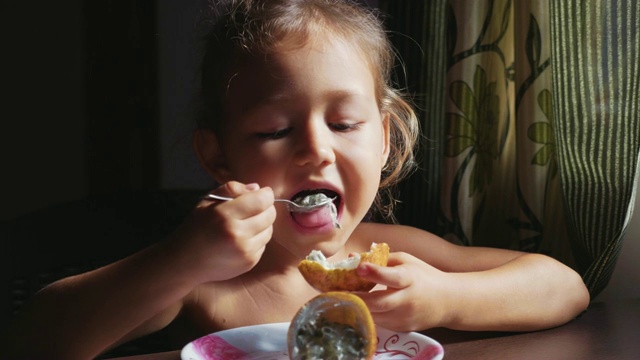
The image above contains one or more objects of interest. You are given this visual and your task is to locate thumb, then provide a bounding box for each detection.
[243,182,260,191]
[222,181,260,197]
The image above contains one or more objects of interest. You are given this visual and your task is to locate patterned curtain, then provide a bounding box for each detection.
[381,0,640,298]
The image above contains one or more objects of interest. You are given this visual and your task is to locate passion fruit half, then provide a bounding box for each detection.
[298,242,390,292]
[287,292,376,360]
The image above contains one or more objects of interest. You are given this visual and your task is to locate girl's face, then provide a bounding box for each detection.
[210,37,389,257]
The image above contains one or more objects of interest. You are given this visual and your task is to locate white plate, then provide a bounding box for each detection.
[181,322,444,360]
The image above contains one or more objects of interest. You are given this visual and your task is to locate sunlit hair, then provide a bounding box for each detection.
[198,0,418,222]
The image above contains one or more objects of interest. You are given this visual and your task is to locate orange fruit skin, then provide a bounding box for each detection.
[287,291,376,360]
[298,243,390,292]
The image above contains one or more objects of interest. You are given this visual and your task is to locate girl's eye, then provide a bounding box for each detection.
[330,122,362,132]
[256,128,292,140]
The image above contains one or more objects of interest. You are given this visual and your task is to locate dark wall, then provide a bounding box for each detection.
[84,1,160,194]
[157,0,212,191]
[1,1,161,221]
[1,0,87,220]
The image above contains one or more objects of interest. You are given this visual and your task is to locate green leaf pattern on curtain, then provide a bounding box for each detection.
[380,0,640,298]
[442,0,515,248]
[446,65,502,198]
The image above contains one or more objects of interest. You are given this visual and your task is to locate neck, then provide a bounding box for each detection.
[251,241,303,276]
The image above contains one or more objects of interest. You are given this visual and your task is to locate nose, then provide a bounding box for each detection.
[293,121,336,167]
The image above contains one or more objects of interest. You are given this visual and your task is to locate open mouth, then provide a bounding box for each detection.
[290,189,342,229]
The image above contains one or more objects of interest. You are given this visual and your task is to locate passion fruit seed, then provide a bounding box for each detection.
[288,292,376,360]
[294,317,368,360]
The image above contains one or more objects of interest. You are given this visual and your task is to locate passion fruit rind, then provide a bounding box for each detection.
[287,292,376,360]
[298,242,390,293]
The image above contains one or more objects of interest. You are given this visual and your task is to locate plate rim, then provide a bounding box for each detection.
[181,321,444,360]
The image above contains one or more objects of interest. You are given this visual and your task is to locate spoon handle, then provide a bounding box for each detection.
[204,193,339,227]
[204,193,295,205]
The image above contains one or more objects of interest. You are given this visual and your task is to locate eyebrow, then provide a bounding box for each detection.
[235,88,372,123]
[324,89,370,102]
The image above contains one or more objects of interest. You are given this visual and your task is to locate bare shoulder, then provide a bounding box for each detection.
[352,222,441,248]
[351,222,450,257]
[352,222,525,272]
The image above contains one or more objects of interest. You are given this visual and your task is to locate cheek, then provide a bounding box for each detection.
[224,144,287,184]
[351,130,387,170]
[341,144,384,202]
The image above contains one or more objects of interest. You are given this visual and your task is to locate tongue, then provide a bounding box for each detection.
[291,206,334,228]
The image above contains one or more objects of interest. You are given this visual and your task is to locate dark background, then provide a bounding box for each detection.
[0,0,380,223]
[1,0,214,222]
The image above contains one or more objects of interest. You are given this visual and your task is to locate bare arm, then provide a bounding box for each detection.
[354,223,590,332]
[0,182,277,360]
[0,240,195,360]
[437,252,589,331]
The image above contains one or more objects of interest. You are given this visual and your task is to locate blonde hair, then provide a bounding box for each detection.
[198,0,418,222]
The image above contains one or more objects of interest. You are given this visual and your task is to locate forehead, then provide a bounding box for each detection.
[222,37,378,123]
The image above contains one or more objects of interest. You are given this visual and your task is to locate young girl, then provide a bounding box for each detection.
[2,0,589,358]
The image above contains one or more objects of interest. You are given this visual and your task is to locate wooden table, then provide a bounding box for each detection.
[107,299,640,360]
[422,299,640,359]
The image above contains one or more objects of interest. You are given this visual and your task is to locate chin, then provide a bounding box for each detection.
[273,228,350,260]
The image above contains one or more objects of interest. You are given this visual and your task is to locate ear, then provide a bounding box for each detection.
[381,112,391,168]
[193,129,232,184]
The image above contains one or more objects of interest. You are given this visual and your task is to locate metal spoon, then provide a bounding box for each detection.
[204,193,335,213]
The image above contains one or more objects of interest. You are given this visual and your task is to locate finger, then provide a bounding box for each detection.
[384,251,413,266]
[198,181,248,207]
[357,289,402,314]
[232,219,273,260]
[205,181,260,201]
[370,310,410,332]
[231,187,275,218]
[205,185,275,220]
[223,181,260,196]
[356,262,411,289]
[201,181,261,203]
[251,221,274,249]
[216,199,276,244]
[232,202,277,240]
